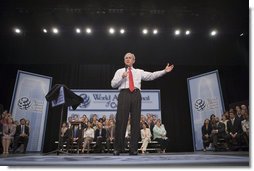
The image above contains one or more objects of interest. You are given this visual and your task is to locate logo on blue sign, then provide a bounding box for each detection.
[194,99,206,111]
[80,94,90,108]
[18,97,31,110]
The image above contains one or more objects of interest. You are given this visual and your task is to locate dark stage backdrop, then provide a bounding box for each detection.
[0,64,249,152]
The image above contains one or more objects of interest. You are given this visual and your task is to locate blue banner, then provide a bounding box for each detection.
[10,70,52,152]
[187,70,225,151]
[67,89,161,122]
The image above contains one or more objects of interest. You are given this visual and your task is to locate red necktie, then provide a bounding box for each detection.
[128,67,135,92]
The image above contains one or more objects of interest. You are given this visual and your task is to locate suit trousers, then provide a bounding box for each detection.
[114,89,141,152]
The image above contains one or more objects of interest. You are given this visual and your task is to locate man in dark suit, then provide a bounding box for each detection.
[94,122,106,153]
[13,118,29,153]
[210,117,227,150]
[66,122,83,153]
[226,111,243,148]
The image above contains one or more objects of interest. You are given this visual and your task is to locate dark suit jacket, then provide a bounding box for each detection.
[214,122,226,137]
[94,128,106,141]
[14,124,29,137]
[202,124,212,136]
[68,125,82,139]
[106,126,115,139]
[227,118,242,134]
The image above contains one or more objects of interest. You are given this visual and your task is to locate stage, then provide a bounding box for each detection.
[0,151,249,167]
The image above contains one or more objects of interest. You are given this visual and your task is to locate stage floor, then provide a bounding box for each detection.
[0,151,249,167]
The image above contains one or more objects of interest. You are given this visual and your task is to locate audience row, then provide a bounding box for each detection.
[202,104,249,151]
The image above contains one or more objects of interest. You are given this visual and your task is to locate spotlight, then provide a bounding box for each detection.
[210,30,217,36]
[120,29,125,34]
[14,28,21,34]
[240,33,244,36]
[109,28,115,34]
[185,30,190,35]
[142,29,148,35]
[86,28,92,34]
[153,29,158,34]
[43,28,48,33]
[76,28,81,34]
[52,28,59,34]
[174,29,180,36]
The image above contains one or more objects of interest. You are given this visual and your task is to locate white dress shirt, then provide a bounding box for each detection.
[111,67,167,90]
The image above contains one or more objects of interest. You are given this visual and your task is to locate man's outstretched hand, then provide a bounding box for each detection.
[164,63,174,73]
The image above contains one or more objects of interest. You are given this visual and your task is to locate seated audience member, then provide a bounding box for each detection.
[210,117,228,150]
[58,122,69,151]
[81,121,94,153]
[2,117,16,155]
[140,122,151,154]
[153,119,168,153]
[209,114,216,125]
[13,118,29,154]
[221,114,229,133]
[235,106,244,122]
[81,117,88,130]
[223,111,230,120]
[109,114,116,124]
[67,116,73,126]
[241,112,249,146]
[226,111,243,148]
[241,104,248,113]
[90,114,98,128]
[140,115,147,129]
[201,118,212,151]
[66,123,82,153]
[25,120,30,128]
[105,120,115,152]
[73,114,79,122]
[94,122,106,153]
[147,117,155,140]
[102,115,107,123]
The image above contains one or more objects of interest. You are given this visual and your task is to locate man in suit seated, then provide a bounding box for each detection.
[12,118,29,154]
[66,123,82,153]
[210,117,228,150]
[94,122,106,153]
[226,111,243,149]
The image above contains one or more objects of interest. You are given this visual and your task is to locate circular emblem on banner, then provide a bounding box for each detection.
[18,97,31,110]
[194,99,206,111]
[80,94,90,108]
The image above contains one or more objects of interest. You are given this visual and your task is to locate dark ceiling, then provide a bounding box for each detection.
[0,0,249,65]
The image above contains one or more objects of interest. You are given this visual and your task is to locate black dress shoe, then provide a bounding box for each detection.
[129,151,138,155]
[113,151,120,156]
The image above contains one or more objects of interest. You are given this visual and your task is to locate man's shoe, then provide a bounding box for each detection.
[129,151,138,155]
[113,150,120,156]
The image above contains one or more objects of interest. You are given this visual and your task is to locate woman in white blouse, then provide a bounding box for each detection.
[81,121,95,153]
[140,122,151,154]
[153,119,168,153]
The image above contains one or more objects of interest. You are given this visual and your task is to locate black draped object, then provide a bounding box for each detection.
[44,84,83,155]
[45,84,83,109]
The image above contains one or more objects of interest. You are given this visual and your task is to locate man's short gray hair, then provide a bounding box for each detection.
[124,52,135,60]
